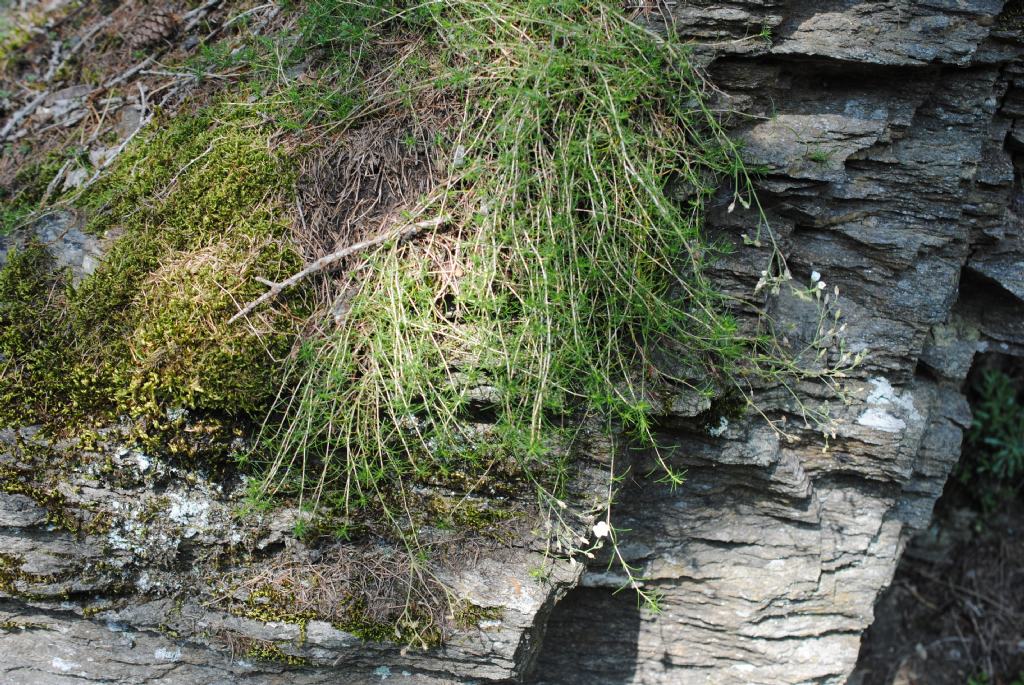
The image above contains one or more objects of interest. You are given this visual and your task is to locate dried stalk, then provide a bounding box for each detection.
[228,216,448,324]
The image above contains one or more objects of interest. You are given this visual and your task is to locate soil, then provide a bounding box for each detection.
[851,490,1024,685]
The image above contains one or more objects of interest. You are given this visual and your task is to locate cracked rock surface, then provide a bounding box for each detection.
[531,2,1024,684]
[3,1,1024,684]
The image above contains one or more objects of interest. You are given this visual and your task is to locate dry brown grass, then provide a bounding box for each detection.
[295,119,437,259]
[211,534,507,646]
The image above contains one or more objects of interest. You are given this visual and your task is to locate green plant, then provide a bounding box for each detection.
[961,367,1024,509]
[807,147,831,164]
[251,0,858,612]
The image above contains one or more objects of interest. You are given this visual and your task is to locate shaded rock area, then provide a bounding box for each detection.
[850,491,1024,684]
[3,2,1024,685]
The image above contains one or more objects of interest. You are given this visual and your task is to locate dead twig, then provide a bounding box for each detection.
[103,55,157,90]
[229,215,448,324]
[42,41,63,82]
[0,91,48,143]
[181,0,224,33]
[45,17,113,84]
[39,158,73,206]
[75,84,151,193]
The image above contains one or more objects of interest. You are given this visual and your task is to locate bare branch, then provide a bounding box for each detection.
[0,91,47,143]
[228,216,448,324]
[76,84,151,192]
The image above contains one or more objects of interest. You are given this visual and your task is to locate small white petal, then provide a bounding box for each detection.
[811,271,821,282]
[817,281,827,290]
[592,521,611,539]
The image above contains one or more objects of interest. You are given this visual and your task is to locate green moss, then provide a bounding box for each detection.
[0,438,110,537]
[696,392,748,434]
[236,585,317,634]
[332,596,443,647]
[0,619,48,632]
[244,639,309,665]
[0,464,80,533]
[0,151,73,235]
[0,243,75,425]
[80,603,115,619]
[0,96,308,456]
[75,98,306,417]
[424,494,516,540]
[227,579,444,648]
[452,602,501,630]
[0,552,66,597]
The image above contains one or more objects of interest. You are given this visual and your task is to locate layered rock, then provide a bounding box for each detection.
[3,1,1024,684]
[532,2,1024,683]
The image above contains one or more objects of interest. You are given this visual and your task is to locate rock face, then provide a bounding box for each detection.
[3,3,1024,685]
[531,2,1024,684]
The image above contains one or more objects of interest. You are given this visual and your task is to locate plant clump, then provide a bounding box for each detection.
[960,364,1024,512]
[250,0,774,605]
[219,548,458,648]
[0,96,308,448]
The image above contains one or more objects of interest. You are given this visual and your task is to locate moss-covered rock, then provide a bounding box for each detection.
[0,96,308,438]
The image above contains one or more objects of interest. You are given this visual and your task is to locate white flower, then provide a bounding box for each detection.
[816,281,827,290]
[810,270,821,283]
[592,521,611,539]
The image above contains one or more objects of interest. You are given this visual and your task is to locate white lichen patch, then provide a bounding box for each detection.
[709,416,729,437]
[856,377,921,434]
[856,408,906,433]
[51,657,80,672]
[167,491,211,539]
[153,647,181,662]
[135,570,152,592]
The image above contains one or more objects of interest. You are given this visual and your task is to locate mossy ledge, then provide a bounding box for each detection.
[1,97,309,449]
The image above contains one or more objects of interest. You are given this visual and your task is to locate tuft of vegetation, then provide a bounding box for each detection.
[961,367,1024,511]
[261,1,733,523]
[807,147,831,164]
[247,0,856,610]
